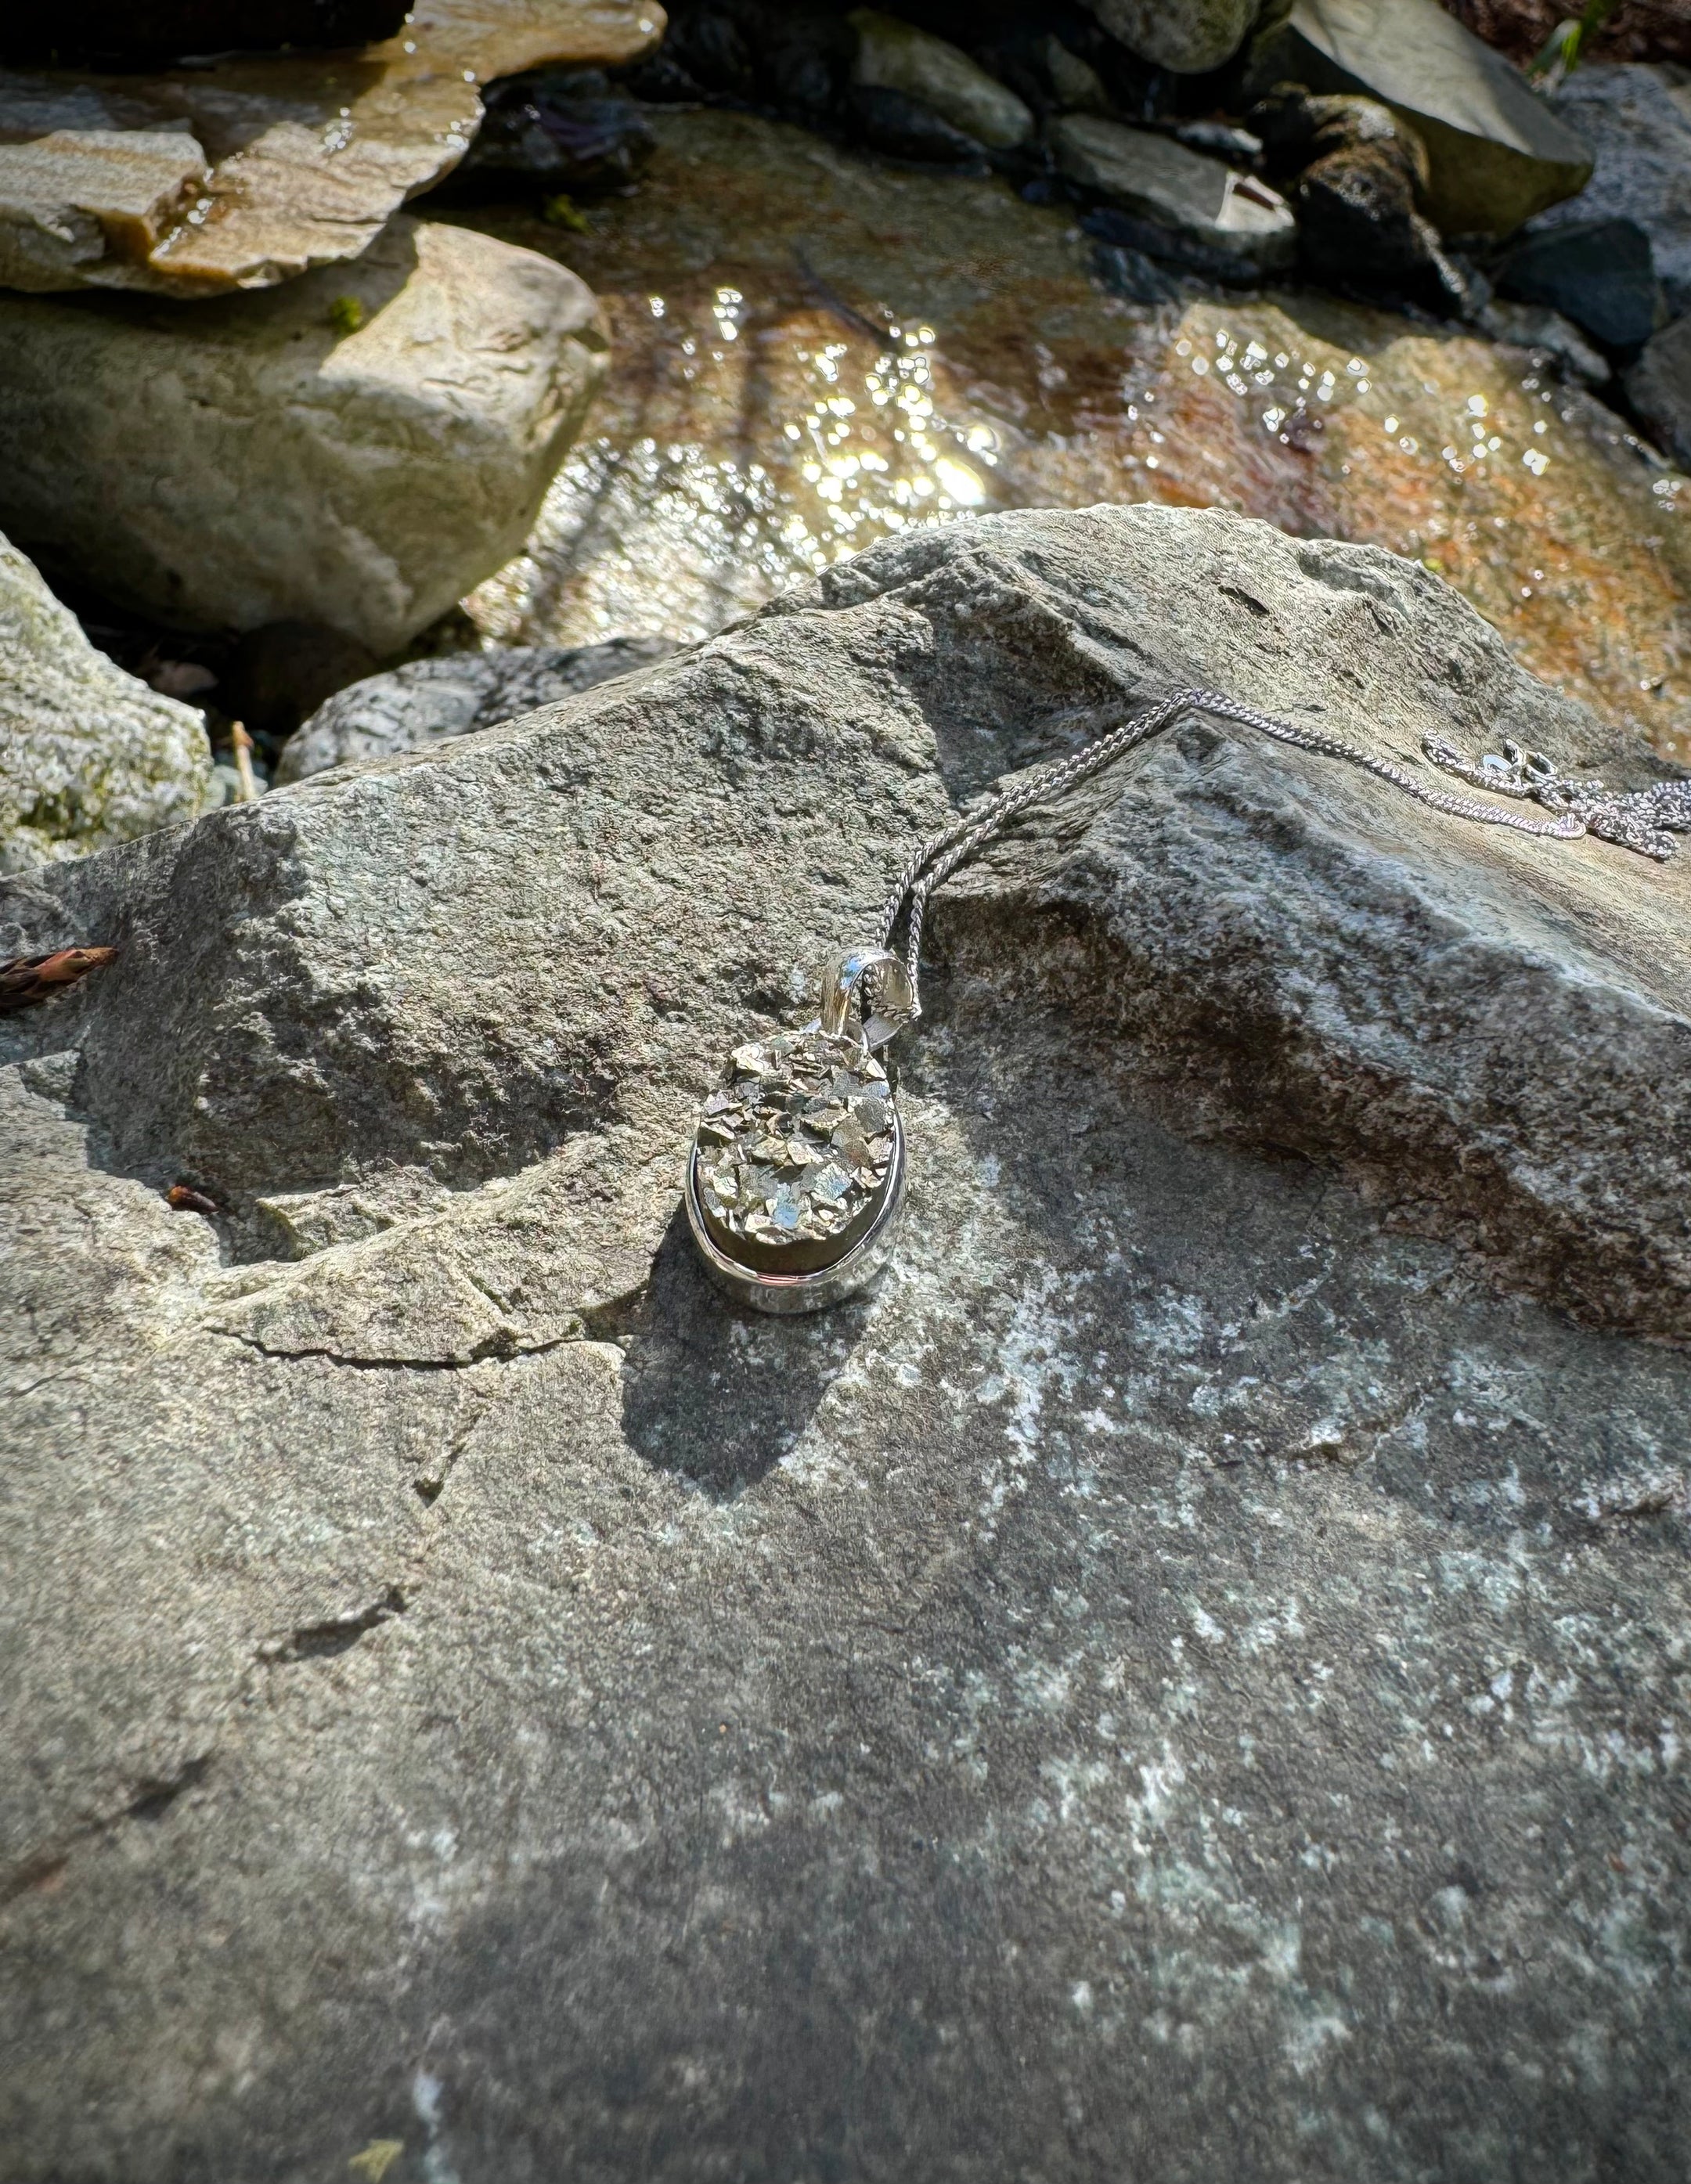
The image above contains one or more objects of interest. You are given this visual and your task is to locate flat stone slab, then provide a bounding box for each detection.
[0,129,207,292]
[5,506,1691,2175]
[0,0,665,296]
[1053,114,1297,268]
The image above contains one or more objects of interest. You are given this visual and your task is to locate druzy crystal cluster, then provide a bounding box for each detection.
[694,1029,895,1250]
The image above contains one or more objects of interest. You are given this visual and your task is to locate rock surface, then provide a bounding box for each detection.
[276,635,676,780]
[1536,63,1691,319]
[0,218,608,654]
[1252,88,1463,314]
[1052,117,1297,270]
[1628,312,1691,469]
[1494,213,1668,351]
[0,2,665,296]
[0,532,212,874]
[1083,0,1264,74]
[1476,294,1610,381]
[848,9,1033,151]
[0,129,207,293]
[5,506,1691,2176]
[1245,0,1594,235]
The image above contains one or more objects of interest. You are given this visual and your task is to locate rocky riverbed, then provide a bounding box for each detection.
[452,99,1691,757]
[4,4,1691,2179]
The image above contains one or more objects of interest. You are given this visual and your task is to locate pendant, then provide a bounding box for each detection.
[684,948,915,1313]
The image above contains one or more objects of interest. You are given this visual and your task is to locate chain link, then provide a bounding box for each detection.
[873,687,1595,1017]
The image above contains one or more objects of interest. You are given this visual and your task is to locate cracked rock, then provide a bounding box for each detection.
[6,505,1691,2174]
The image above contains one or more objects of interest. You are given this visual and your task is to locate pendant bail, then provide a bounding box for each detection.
[818,946,917,1051]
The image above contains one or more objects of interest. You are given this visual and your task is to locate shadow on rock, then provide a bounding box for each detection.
[608,1202,874,1497]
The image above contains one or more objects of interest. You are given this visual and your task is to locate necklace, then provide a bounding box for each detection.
[684,685,1691,1313]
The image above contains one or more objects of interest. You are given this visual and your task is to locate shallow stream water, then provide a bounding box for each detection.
[453,106,1691,759]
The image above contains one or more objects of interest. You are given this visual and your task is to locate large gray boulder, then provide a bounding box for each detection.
[5,506,1691,2176]
[0,218,608,655]
[1536,63,1691,319]
[0,530,211,873]
[275,635,677,783]
[1243,0,1593,235]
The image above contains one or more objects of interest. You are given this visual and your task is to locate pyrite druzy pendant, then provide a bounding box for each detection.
[685,948,914,1313]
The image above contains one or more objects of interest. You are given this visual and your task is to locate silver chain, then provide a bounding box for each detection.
[874,686,1691,1015]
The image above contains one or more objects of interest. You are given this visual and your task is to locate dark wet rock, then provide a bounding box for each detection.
[275,635,678,781]
[1080,200,1264,282]
[0,0,409,67]
[1476,294,1611,382]
[1244,0,1594,235]
[1253,85,1465,315]
[6,506,1691,2175]
[457,66,657,191]
[1626,312,1691,468]
[1534,64,1691,319]
[1090,236,1182,305]
[1081,0,1264,74]
[848,9,1034,150]
[1054,114,1296,268]
[646,0,855,119]
[0,218,609,656]
[650,0,758,98]
[844,82,989,165]
[1494,215,1667,353]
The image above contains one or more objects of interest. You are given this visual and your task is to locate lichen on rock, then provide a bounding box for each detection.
[0,532,212,873]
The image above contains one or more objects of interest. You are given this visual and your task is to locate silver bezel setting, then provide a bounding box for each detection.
[684,1110,906,1314]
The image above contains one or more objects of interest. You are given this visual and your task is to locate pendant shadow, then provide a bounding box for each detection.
[610,1202,878,1499]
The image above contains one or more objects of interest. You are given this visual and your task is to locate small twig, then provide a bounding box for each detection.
[230,720,259,804]
[0,946,117,1015]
